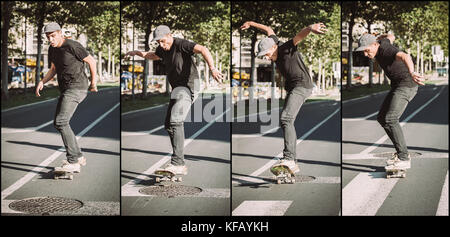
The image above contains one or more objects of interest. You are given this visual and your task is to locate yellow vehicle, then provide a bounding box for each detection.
[232,71,250,80]
[128,65,144,73]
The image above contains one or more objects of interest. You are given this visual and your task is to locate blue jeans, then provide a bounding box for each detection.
[280,86,313,160]
[164,87,193,166]
[377,85,418,161]
[54,89,88,164]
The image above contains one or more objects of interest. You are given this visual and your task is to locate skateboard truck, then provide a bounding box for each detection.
[53,167,74,180]
[270,165,296,184]
[154,170,182,183]
[385,166,406,179]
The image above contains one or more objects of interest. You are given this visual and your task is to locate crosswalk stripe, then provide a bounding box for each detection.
[121,125,164,136]
[343,172,399,216]
[232,200,292,216]
[436,171,449,216]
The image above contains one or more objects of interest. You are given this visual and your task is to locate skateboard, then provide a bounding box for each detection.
[154,170,182,183]
[385,166,406,179]
[53,167,74,180]
[270,165,296,184]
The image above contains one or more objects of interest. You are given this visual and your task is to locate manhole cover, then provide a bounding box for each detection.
[9,197,83,214]
[373,152,422,158]
[139,185,202,197]
[294,175,316,183]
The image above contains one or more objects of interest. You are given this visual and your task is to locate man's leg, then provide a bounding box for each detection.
[54,89,88,164]
[280,86,312,161]
[164,87,192,166]
[377,86,418,161]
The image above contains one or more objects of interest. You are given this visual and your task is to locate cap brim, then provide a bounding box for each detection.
[354,46,368,52]
[256,49,271,57]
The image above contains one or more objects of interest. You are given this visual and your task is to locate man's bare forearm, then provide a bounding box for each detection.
[200,47,216,70]
[88,61,97,84]
[247,21,274,36]
[41,68,56,84]
[398,52,415,74]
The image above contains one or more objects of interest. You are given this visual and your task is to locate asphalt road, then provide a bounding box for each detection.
[231,99,341,216]
[342,82,449,216]
[1,87,120,216]
[121,93,230,216]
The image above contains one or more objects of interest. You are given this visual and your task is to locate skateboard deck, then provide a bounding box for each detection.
[385,166,406,179]
[270,165,296,184]
[154,170,182,183]
[53,167,74,180]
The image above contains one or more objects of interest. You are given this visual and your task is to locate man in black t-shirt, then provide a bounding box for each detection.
[355,33,424,170]
[125,25,223,175]
[241,21,327,173]
[35,22,98,173]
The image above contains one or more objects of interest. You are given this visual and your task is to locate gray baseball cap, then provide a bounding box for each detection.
[151,25,171,41]
[355,34,377,51]
[44,22,61,33]
[256,37,276,57]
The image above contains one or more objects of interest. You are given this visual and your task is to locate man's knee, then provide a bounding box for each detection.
[54,117,69,130]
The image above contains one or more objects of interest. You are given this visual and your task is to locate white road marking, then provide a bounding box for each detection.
[436,171,449,216]
[121,125,164,136]
[121,103,168,116]
[232,200,292,216]
[1,103,120,200]
[121,185,230,198]
[121,108,230,190]
[342,111,378,122]
[232,126,279,138]
[359,86,445,155]
[343,172,398,216]
[249,107,340,177]
[343,152,448,160]
[2,120,53,134]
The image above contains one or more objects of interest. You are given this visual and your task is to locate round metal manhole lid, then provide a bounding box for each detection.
[139,185,202,197]
[9,197,83,214]
[294,175,316,183]
[373,152,422,158]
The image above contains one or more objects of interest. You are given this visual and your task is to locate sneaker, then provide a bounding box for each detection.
[163,163,188,175]
[77,157,86,166]
[60,162,81,173]
[386,159,411,170]
[276,159,300,173]
[386,153,410,166]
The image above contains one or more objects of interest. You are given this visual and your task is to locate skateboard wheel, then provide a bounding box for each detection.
[290,179,295,184]
[170,177,176,182]
[277,179,281,184]
[54,176,58,180]
[156,177,160,183]
[177,177,182,182]
[401,174,406,178]
[69,175,73,180]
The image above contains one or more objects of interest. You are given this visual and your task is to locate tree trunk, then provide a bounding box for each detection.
[98,50,103,83]
[249,33,257,100]
[1,1,11,99]
[35,18,44,88]
[107,44,111,80]
[318,58,322,92]
[416,41,420,73]
[143,25,151,97]
[347,16,354,89]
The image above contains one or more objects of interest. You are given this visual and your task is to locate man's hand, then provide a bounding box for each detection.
[411,72,425,86]
[240,21,252,30]
[211,68,224,83]
[125,51,141,59]
[89,82,98,92]
[35,81,44,97]
[309,23,328,34]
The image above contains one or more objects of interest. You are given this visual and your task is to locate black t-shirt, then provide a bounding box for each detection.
[155,37,200,94]
[375,38,416,88]
[271,35,314,91]
[48,39,90,91]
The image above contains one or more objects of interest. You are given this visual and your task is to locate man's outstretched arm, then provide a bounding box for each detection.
[193,44,223,83]
[83,55,97,92]
[396,51,424,85]
[125,51,161,61]
[240,21,275,36]
[292,23,328,46]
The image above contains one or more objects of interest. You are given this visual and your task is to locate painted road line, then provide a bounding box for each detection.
[121,185,230,198]
[343,172,398,216]
[342,90,389,104]
[250,107,340,177]
[1,200,120,215]
[232,175,340,185]
[359,86,445,155]
[1,120,53,134]
[232,126,279,138]
[436,171,449,216]
[342,111,378,122]
[121,125,165,136]
[232,200,292,216]
[343,152,449,160]
[121,103,168,116]
[1,103,119,200]
[122,108,230,189]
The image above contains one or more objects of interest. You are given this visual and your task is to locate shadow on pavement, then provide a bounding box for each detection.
[121,148,229,164]
[6,140,120,156]
[342,162,385,173]
[231,172,272,189]
[342,140,448,153]
[121,170,158,186]
[232,153,340,168]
